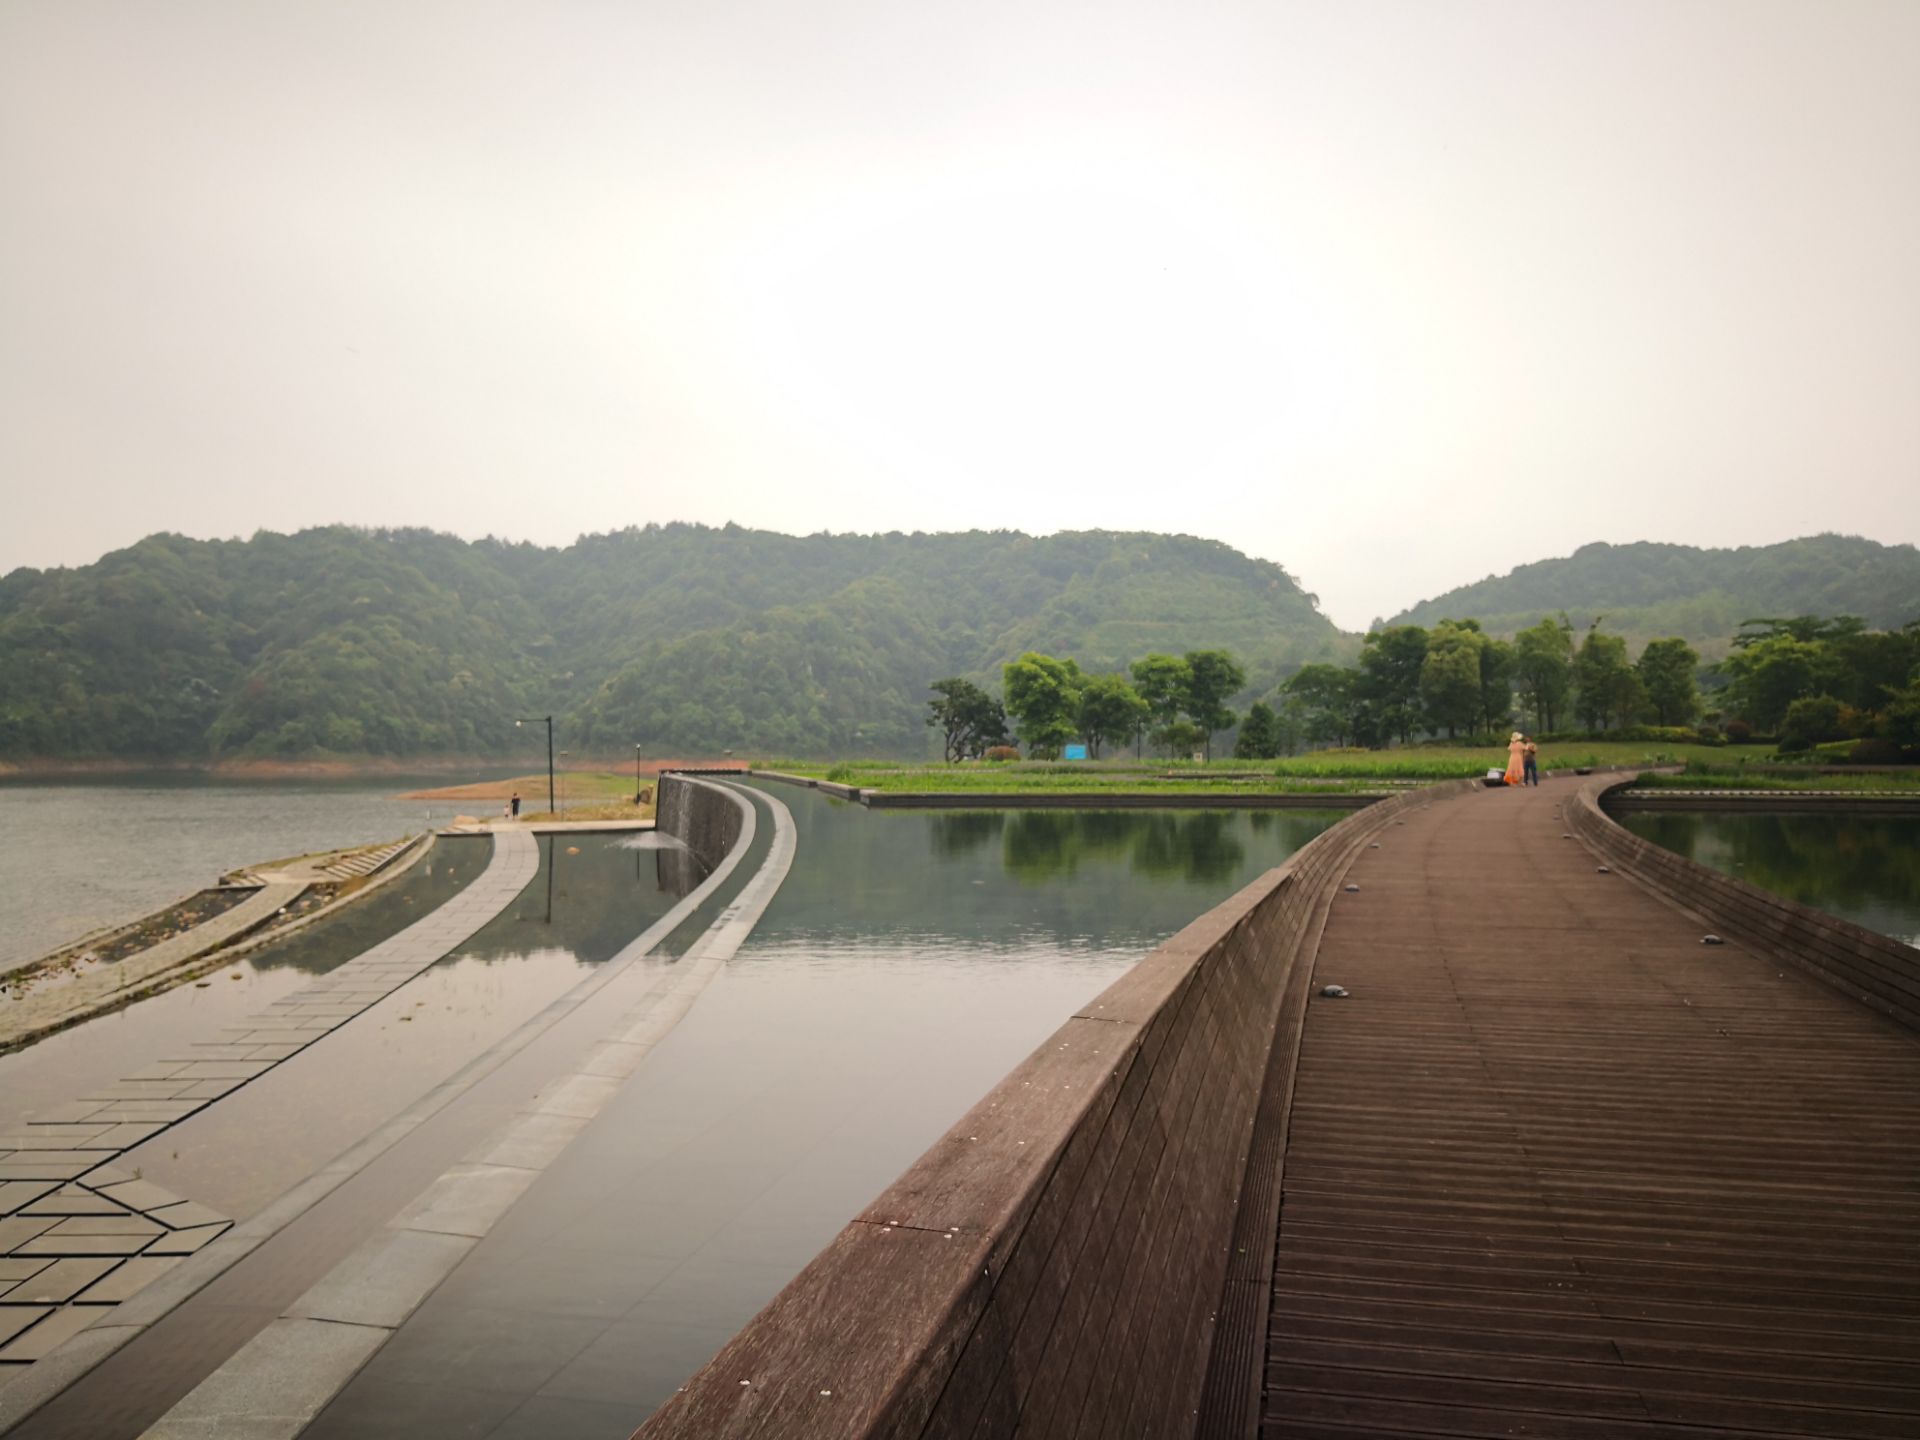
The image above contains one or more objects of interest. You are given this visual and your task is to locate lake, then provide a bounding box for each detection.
[1618,809,1920,947]
[0,774,503,973]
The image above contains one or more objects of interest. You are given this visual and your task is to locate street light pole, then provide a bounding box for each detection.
[515,715,554,816]
[635,745,643,804]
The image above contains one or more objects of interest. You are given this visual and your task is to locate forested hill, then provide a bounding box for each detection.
[0,525,1348,761]
[1392,535,1920,655]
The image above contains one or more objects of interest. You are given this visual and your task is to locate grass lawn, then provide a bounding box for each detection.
[1631,766,1920,792]
[758,741,1767,794]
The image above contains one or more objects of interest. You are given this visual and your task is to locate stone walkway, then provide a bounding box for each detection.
[0,831,538,1395]
[147,783,791,1440]
[2,884,307,1047]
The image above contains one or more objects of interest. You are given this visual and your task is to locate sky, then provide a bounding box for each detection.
[3,0,1915,629]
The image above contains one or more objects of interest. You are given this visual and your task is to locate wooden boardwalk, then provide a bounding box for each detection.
[1265,775,1920,1438]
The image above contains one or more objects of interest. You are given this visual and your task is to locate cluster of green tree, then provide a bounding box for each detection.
[1392,535,1920,658]
[0,524,1344,760]
[979,649,1248,759]
[1719,616,1920,756]
[1276,612,1920,757]
[1277,618,1615,749]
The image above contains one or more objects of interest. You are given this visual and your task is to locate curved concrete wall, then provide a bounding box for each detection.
[1572,775,1920,1032]
[635,780,1474,1440]
[656,773,748,872]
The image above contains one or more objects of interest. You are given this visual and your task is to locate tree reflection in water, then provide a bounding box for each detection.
[1623,811,1920,947]
[933,810,1255,885]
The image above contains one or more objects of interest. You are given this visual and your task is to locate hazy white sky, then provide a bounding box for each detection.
[4,0,1915,628]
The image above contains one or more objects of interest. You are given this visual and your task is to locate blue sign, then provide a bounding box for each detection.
[1062,744,1089,761]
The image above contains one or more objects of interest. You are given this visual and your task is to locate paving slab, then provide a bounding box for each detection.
[139,1316,390,1440]
[6,1256,118,1304]
[395,1165,540,1241]
[145,1200,227,1231]
[94,1179,185,1214]
[0,1218,57,1250]
[287,1229,477,1329]
[144,1223,228,1256]
[0,1308,54,1349]
[72,1254,184,1305]
[0,1182,59,1214]
[45,1216,164,1238]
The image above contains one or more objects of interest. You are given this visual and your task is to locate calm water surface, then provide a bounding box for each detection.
[0,775,500,972]
[1619,810,1920,947]
[315,784,1346,1435]
[121,832,700,1218]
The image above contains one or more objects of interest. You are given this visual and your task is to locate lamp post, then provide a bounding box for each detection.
[515,716,554,816]
[635,745,643,805]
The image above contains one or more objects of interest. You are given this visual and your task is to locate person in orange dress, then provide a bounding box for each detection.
[1505,731,1526,786]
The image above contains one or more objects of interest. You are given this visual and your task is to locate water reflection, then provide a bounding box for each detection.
[997,811,1246,884]
[457,833,710,964]
[1619,811,1920,947]
[930,808,1342,887]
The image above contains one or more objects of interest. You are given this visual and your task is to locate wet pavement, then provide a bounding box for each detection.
[2,829,715,1437]
[304,787,1342,1438]
[5,787,1338,1439]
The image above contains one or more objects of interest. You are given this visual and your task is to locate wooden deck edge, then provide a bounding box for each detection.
[1191,777,1482,1440]
[632,787,1459,1440]
[1574,775,1920,1032]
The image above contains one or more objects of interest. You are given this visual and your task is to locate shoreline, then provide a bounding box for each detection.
[0,755,746,783]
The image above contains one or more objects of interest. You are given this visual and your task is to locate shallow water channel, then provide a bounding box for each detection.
[0,832,702,1218]
[1618,809,1920,947]
[305,785,1344,1438]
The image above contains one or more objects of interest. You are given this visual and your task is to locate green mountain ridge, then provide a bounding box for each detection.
[5,527,1912,762]
[1390,535,1920,656]
[0,524,1348,760]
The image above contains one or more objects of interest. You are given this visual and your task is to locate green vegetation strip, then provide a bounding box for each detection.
[770,742,1758,793]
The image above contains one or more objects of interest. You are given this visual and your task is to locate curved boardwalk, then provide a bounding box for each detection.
[1266,776,1920,1439]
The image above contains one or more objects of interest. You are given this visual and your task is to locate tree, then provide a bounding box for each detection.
[1357,626,1428,744]
[1778,694,1846,752]
[1513,616,1573,733]
[1419,621,1484,738]
[1636,638,1700,726]
[1284,663,1358,747]
[1130,654,1192,757]
[1732,615,1866,648]
[1234,700,1280,759]
[1478,635,1515,735]
[1570,623,1641,732]
[1721,634,1823,732]
[925,677,1008,762]
[1001,652,1083,758]
[1155,719,1207,759]
[1182,649,1247,760]
[1075,673,1149,759]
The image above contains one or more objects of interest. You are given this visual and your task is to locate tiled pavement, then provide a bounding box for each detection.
[0,830,538,1389]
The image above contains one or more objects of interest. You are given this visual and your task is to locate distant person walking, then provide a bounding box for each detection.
[1505,731,1526,786]
[510,792,521,818]
[1523,736,1539,786]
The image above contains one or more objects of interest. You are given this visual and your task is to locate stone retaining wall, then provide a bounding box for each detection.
[1573,776,1920,1032]
[635,779,1474,1440]
[656,773,748,872]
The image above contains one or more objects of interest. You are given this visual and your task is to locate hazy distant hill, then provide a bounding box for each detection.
[0,524,1348,760]
[1391,535,1920,655]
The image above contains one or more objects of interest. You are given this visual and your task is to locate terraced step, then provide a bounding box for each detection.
[319,838,414,883]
